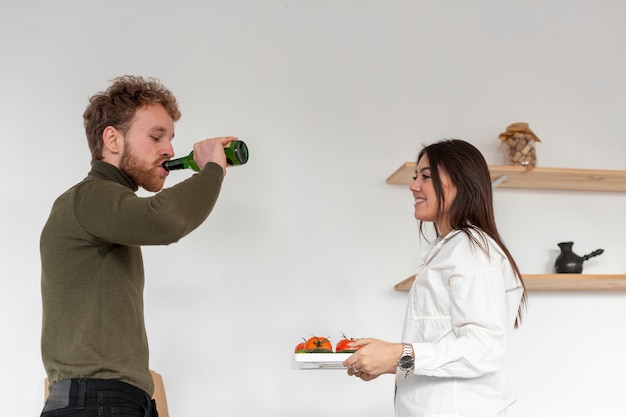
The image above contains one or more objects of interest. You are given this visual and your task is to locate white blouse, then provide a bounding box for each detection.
[395,228,524,417]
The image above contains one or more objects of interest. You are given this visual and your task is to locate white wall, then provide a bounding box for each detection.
[1,1,625,416]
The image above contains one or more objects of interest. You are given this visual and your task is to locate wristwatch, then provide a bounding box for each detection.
[398,343,415,378]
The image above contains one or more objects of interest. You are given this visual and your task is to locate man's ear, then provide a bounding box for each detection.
[102,126,123,155]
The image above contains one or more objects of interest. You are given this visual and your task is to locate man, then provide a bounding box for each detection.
[40,75,236,416]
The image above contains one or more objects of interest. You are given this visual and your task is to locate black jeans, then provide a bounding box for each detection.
[40,378,158,417]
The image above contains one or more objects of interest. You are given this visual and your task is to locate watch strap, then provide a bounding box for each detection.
[401,343,413,358]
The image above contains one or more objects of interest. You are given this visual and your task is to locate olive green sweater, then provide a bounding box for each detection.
[40,160,223,395]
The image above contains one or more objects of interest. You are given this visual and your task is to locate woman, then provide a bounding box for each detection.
[344,139,526,417]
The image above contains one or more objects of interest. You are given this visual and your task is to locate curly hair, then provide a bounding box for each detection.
[83,75,181,160]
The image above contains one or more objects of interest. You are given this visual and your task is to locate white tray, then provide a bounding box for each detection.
[292,353,352,370]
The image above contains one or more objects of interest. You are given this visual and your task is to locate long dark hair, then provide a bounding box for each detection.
[417,139,527,327]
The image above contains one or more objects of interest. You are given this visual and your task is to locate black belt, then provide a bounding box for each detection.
[43,378,157,416]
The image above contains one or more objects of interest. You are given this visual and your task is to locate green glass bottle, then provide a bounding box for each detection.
[163,140,249,172]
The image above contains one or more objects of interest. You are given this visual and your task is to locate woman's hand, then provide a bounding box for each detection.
[343,338,403,381]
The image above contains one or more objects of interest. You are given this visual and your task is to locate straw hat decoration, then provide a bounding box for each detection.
[499,122,541,167]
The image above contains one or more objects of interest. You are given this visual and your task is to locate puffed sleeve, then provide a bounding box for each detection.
[411,265,510,378]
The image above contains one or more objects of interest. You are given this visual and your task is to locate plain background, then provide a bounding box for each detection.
[1,1,625,416]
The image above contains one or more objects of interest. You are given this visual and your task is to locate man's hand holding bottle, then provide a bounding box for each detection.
[193,136,238,174]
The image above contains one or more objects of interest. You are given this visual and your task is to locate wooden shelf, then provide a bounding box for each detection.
[394,274,626,291]
[386,163,626,192]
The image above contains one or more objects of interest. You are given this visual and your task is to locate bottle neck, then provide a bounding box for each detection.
[162,157,188,171]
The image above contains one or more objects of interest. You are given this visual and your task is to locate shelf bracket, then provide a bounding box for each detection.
[491,175,508,189]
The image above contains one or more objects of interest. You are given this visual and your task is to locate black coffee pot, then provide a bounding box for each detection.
[554,242,604,274]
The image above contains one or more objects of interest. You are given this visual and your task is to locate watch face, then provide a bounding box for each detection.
[399,355,414,370]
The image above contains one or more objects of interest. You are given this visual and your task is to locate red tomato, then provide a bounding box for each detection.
[335,332,359,353]
[294,340,307,353]
[304,336,333,353]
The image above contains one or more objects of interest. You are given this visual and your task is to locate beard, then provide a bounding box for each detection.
[119,147,166,192]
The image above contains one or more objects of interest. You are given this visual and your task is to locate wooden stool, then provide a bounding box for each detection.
[150,370,170,417]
